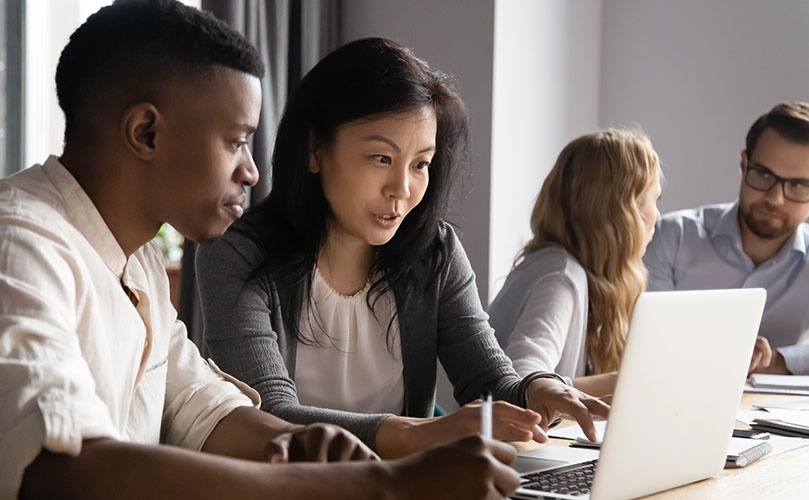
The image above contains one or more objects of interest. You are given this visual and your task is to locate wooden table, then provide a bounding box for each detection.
[514,393,809,499]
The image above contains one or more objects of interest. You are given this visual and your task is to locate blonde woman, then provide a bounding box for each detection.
[488,129,662,397]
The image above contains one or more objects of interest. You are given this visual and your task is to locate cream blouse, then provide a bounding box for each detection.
[294,268,405,414]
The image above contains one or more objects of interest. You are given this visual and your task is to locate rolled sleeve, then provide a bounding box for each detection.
[778,345,809,375]
[161,320,259,451]
[0,223,119,499]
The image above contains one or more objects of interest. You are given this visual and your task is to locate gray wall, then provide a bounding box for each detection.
[341,0,495,303]
[599,0,809,213]
[489,0,602,300]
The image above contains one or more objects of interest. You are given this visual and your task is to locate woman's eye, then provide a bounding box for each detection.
[415,161,431,170]
[372,155,392,164]
[233,140,249,150]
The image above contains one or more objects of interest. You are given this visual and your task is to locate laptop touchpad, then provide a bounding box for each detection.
[512,456,569,474]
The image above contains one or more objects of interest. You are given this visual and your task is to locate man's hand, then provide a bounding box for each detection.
[525,377,609,442]
[266,423,378,463]
[388,436,520,499]
[749,336,790,374]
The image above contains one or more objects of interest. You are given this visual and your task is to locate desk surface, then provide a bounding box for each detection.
[516,392,809,499]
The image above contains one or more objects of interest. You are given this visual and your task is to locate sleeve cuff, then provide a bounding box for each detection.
[161,359,259,451]
[519,371,567,407]
[778,345,809,375]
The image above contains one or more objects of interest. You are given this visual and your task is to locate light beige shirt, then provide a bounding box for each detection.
[0,157,259,499]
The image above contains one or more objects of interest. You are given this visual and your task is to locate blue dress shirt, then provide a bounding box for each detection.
[644,202,809,374]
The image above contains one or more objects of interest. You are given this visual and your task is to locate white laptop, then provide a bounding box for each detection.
[512,288,766,500]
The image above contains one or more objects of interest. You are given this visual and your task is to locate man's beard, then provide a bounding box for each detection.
[740,202,794,239]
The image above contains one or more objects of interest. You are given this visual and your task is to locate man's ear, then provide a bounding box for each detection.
[122,102,160,160]
[740,149,748,173]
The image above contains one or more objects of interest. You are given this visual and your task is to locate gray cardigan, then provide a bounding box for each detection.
[196,221,546,448]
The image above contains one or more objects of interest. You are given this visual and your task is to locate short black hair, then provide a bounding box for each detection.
[56,0,264,145]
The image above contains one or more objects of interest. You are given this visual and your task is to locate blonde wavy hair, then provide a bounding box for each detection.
[518,129,661,374]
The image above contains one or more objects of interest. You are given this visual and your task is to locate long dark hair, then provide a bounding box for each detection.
[239,37,469,346]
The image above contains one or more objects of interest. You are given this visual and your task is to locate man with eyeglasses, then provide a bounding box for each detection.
[644,101,809,376]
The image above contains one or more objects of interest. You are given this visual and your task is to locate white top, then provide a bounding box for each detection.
[294,268,404,414]
[488,247,589,382]
[0,157,258,499]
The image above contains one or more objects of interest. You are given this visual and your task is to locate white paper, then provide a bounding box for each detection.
[548,420,608,443]
[754,398,809,411]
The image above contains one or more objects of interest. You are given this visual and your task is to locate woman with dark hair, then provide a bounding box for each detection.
[196,37,607,458]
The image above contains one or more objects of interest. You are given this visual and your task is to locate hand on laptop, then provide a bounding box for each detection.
[388,436,520,499]
[525,378,610,442]
[748,336,790,374]
[266,423,378,463]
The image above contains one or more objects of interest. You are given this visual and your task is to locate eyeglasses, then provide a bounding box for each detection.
[744,162,809,203]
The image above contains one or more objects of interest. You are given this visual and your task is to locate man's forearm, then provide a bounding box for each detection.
[20,438,391,500]
[201,405,297,460]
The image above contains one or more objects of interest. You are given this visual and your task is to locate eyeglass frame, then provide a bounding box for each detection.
[743,160,809,203]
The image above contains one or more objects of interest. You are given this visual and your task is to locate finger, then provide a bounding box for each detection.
[492,422,534,443]
[484,438,518,465]
[565,400,598,442]
[491,459,522,497]
[531,424,548,443]
[748,351,762,374]
[599,394,613,406]
[581,396,610,420]
[327,431,357,463]
[492,401,542,427]
[301,425,330,462]
[265,436,291,464]
[760,340,773,368]
[350,442,380,461]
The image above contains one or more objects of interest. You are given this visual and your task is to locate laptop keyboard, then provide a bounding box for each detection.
[520,459,598,497]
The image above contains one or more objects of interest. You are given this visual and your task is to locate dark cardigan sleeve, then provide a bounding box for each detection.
[195,226,392,449]
[434,223,551,407]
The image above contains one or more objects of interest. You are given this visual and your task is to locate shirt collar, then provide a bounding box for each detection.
[41,155,128,277]
[709,202,742,241]
[710,200,807,258]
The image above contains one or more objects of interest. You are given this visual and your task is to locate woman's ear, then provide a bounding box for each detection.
[122,102,160,160]
[308,132,322,173]
[309,148,321,173]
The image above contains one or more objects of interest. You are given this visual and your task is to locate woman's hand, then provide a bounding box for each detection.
[375,400,543,458]
[525,377,609,442]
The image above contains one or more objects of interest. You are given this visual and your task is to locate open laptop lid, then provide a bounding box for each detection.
[590,288,765,500]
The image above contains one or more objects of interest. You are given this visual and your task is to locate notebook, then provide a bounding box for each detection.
[749,374,809,390]
[725,437,771,468]
[511,288,766,500]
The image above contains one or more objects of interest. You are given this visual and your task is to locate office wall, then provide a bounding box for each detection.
[341,0,496,412]
[599,0,809,214]
[489,0,602,300]
[341,0,495,303]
